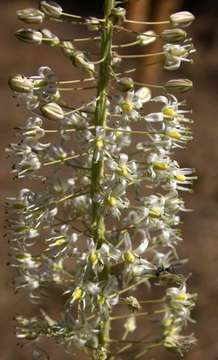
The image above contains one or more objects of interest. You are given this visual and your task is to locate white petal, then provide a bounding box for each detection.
[135,237,149,255]
[145,112,163,122]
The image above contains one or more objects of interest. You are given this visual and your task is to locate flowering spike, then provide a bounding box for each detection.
[7,0,197,359]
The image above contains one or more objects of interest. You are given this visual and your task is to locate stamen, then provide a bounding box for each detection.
[118,51,164,59]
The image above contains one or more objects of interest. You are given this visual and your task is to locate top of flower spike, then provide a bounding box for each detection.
[39,1,63,17]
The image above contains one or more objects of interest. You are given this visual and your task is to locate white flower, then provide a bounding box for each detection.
[137,31,156,46]
[115,87,151,121]
[122,231,149,264]
[164,42,195,70]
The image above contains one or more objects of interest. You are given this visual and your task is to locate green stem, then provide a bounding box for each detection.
[90,0,115,351]
[91,0,114,247]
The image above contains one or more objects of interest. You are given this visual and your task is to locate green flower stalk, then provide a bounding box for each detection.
[7,1,197,359]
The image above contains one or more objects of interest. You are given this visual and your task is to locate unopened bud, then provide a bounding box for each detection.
[161,28,187,43]
[62,41,75,56]
[110,7,126,25]
[124,316,136,332]
[164,79,193,93]
[111,52,122,68]
[118,77,134,92]
[135,87,151,102]
[41,28,60,46]
[40,1,63,18]
[96,348,107,360]
[170,11,195,28]
[8,74,33,93]
[72,50,95,73]
[137,30,156,46]
[17,8,45,24]
[125,296,141,311]
[41,102,64,120]
[16,29,43,44]
[85,17,101,31]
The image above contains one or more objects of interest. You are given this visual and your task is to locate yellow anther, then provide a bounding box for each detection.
[115,131,122,138]
[117,164,129,177]
[107,196,117,207]
[53,262,63,271]
[121,100,134,113]
[96,139,104,150]
[175,173,186,182]
[72,287,83,301]
[166,129,182,140]
[54,238,67,246]
[89,250,99,265]
[98,295,106,305]
[123,250,136,263]
[16,254,32,262]
[175,292,188,301]
[163,317,173,327]
[168,326,177,336]
[149,207,161,218]
[163,107,176,117]
[153,161,169,170]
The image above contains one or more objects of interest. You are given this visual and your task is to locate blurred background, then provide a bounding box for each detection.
[1,0,218,359]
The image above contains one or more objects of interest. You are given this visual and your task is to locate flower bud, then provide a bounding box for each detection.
[161,28,187,43]
[135,87,151,102]
[39,1,63,18]
[8,74,33,93]
[164,79,193,93]
[96,348,107,360]
[117,77,134,92]
[110,7,126,25]
[41,102,64,120]
[85,17,101,31]
[41,28,60,46]
[17,8,45,24]
[125,296,141,311]
[137,31,156,46]
[111,52,122,68]
[62,41,75,56]
[124,316,136,332]
[16,29,43,44]
[71,50,95,73]
[170,11,195,28]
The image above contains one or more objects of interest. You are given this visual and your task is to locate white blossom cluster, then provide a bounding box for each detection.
[7,1,197,359]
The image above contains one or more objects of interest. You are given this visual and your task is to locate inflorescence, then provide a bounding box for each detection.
[7,1,197,359]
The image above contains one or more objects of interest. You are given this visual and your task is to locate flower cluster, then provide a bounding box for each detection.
[7,1,197,358]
